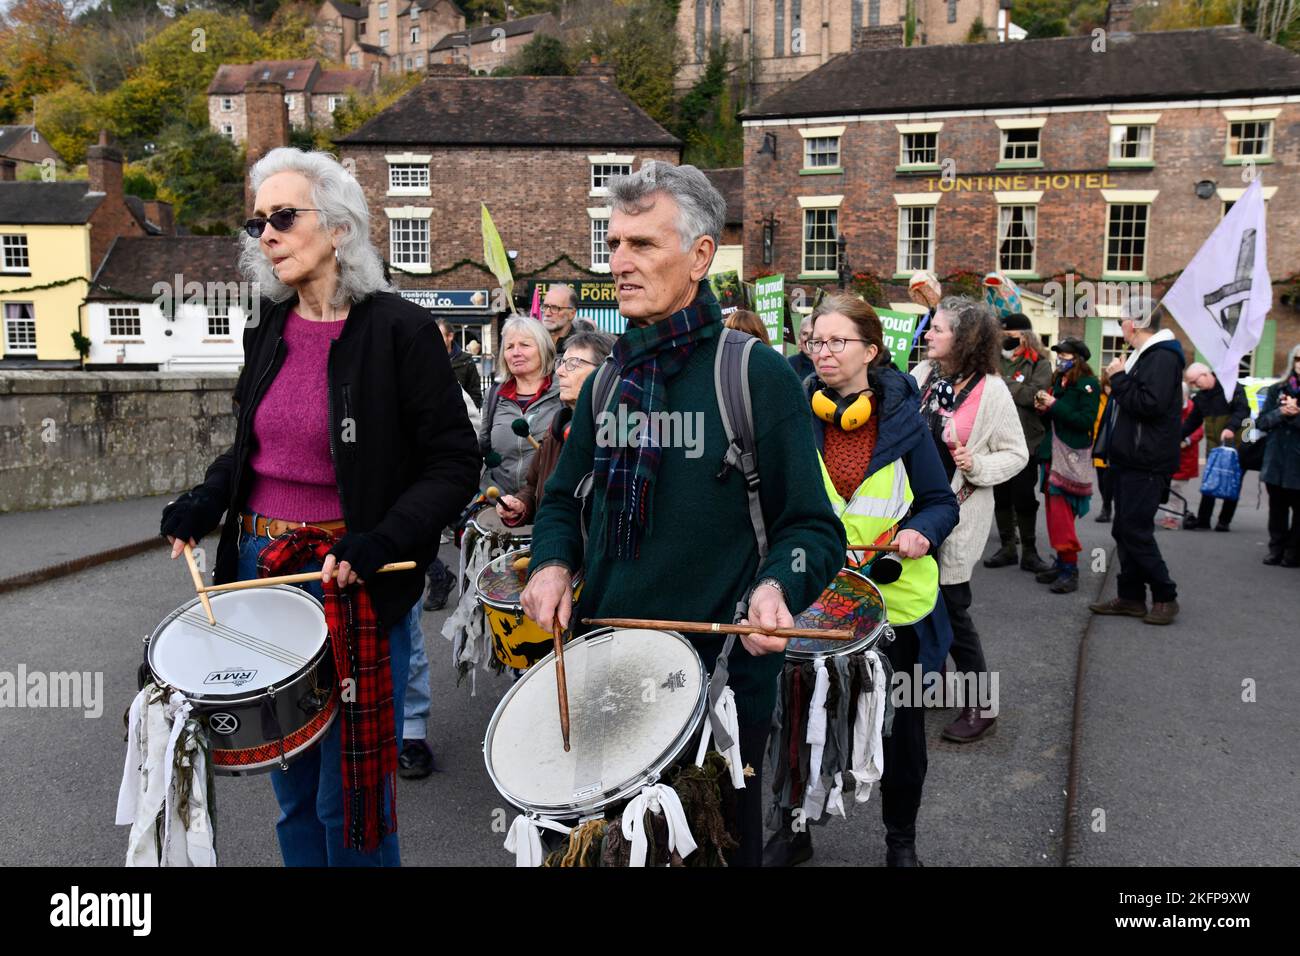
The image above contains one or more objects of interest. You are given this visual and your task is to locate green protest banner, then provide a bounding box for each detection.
[754,273,785,350]
[876,308,923,370]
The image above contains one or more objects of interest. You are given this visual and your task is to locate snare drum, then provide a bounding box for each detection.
[474,547,581,670]
[464,508,531,559]
[484,627,738,866]
[769,569,893,820]
[143,586,337,776]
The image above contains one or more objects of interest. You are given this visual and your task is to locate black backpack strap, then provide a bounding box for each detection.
[714,327,767,563]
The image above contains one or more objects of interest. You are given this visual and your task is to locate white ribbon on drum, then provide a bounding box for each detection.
[694,684,745,789]
[849,651,887,804]
[504,814,573,867]
[621,784,698,867]
[800,659,832,821]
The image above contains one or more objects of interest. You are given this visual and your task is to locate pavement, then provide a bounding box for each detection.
[0,479,1295,866]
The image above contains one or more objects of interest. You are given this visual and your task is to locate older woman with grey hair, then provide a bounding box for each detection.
[159,147,480,867]
[480,314,562,494]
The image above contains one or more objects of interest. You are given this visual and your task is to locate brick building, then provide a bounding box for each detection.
[676,0,1009,100]
[321,0,468,75]
[0,125,64,176]
[428,12,560,74]
[335,64,680,346]
[207,60,375,144]
[741,26,1300,376]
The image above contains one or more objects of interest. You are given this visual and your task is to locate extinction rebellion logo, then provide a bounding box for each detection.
[204,668,257,687]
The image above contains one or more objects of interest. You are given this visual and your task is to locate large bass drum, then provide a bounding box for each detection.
[143,586,337,776]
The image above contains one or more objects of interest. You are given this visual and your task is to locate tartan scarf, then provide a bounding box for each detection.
[595,280,721,559]
[258,527,396,853]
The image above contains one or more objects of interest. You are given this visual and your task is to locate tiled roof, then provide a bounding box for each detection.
[0,182,104,225]
[87,236,243,300]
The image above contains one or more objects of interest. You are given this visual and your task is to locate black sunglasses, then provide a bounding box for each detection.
[244,207,321,238]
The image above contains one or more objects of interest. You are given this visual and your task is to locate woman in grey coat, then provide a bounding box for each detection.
[480,315,563,494]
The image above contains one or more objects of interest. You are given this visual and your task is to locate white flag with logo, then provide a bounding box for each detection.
[1160,177,1270,397]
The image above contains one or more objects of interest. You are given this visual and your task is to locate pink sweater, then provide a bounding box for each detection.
[246,312,345,522]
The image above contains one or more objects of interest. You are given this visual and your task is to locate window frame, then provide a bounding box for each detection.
[1103,202,1151,279]
[220,97,234,112]
[588,206,612,272]
[1225,119,1274,164]
[1,234,31,274]
[896,205,936,276]
[387,212,432,272]
[206,302,231,338]
[385,153,432,196]
[996,203,1038,277]
[3,302,37,354]
[898,130,939,170]
[588,154,634,197]
[107,305,142,340]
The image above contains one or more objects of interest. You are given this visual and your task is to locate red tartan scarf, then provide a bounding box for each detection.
[258,527,396,853]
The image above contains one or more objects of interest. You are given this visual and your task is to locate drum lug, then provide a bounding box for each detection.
[880,625,896,645]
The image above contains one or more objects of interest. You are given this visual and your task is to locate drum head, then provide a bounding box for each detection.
[788,569,886,659]
[470,509,532,539]
[475,548,529,605]
[148,586,328,699]
[485,628,706,817]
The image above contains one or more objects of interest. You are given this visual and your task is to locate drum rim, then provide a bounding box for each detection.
[474,547,583,612]
[787,568,888,661]
[146,585,329,702]
[466,513,532,539]
[482,626,708,820]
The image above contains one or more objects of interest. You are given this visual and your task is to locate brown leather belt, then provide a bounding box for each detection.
[241,514,347,539]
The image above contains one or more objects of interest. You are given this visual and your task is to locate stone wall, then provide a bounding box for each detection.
[0,372,238,513]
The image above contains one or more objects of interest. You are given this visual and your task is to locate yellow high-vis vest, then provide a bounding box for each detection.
[817,454,939,626]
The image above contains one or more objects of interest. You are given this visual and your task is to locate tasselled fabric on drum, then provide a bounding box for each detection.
[442,528,499,692]
[116,684,216,867]
[766,649,894,826]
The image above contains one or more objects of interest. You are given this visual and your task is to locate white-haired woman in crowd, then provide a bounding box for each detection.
[480,315,563,494]
[160,147,480,866]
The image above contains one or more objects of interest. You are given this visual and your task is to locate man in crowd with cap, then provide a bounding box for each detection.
[1090,297,1186,625]
[1181,362,1251,531]
[984,312,1054,573]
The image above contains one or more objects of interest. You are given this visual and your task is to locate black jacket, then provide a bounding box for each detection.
[1183,378,1251,440]
[449,345,482,408]
[189,292,481,627]
[1106,333,1187,475]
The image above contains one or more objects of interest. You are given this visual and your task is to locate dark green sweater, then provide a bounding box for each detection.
[529,328,846,725]
[1038,373,1102,456]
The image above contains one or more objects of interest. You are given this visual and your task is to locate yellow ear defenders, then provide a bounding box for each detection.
[812,387,873,430]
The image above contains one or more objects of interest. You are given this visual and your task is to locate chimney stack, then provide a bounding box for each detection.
[143,199,174,235]
[1106,0,1136,35]
[243,80,290,211]
[0,158,15,182]
[86,129,124,201]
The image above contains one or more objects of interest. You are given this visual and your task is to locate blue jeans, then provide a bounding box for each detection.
[403,618,430,742]
[237,526,415,867]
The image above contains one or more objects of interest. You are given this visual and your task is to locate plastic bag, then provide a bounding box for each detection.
[1200,445,1242,500]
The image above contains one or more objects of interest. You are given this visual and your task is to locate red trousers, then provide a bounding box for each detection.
[1045,491,1081,563]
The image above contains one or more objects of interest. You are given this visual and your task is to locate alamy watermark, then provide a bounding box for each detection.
[1040,277,1152,321]
[0,666,103,718]
[594,404,705,459]
[151,274,262,327]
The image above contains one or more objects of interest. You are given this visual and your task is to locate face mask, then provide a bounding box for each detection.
[1002,337,1020,351]
[1057,359,1074,372]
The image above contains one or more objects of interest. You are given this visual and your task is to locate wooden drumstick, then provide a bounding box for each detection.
[847,543,902,553]
[582,617,856,642]
[184,543,216,625]
[200,561,418,594]
[551,613,572,752]
[511,418,541,450]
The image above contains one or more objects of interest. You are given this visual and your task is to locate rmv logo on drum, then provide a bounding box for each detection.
[204,669,258,687]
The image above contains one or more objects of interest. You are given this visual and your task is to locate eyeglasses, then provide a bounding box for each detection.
[558,356,598,372]
[541,304,575,315]
[807,337,868,354]
[244,208,322,238]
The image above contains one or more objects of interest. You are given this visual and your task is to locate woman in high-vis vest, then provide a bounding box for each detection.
[769,292,958,868]
[913,296,1028,746]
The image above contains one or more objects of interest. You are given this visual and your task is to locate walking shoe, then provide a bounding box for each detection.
[762,826,813,867]
[1094,507,1112,523]
[1035,560,1063,584]
[1143,601,1180,625]
[1183,516,1202,530]
[1049,566,1079,593]
[398,739,436,779]
[1089,597,1148,617]
[422,574,455,612]
[941,707,997,743]
[1019,548,1054,574]
[1214,523,1231,532]
[1282,557,1300,568]
[983,543,1018,568]
[886,845,922,867]
[1263,553,1283,566]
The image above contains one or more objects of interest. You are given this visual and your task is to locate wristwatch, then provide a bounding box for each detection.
[751,577,788,604]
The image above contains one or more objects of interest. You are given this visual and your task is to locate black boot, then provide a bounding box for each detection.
[884,821,922,867]
[762,809,813,867]
[1017,508,1053,573]
[983,508,1018,568]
